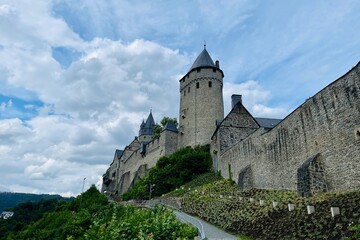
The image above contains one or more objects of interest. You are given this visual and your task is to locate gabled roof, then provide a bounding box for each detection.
[189,48,215,71]
[211,100,259,139]
[162,120,178,133]
[255,118,282,129]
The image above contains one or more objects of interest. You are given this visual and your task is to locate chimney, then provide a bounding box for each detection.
[231,94,242,108]
[215,60,220,68]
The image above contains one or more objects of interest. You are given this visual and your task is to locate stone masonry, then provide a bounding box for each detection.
[103,46,360,197]
[216,62,360,194]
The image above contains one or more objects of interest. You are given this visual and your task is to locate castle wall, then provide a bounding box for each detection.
[218,62,360,192]
[117,129,179,194]
[178,68,224,148]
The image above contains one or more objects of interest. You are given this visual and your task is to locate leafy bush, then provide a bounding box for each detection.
[123,145,211,200]
[1,185,197,240]
[1,185,108,240]
[84,204,197,240]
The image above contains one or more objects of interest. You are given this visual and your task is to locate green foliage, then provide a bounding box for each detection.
[0,192,72,212]
[0,198,64,237]
[1,185,197,240]
[160,117,178,127]
[348,222,360,239]
[153,116,178,138]
[84,204,197,240]
[165,172,223,197]
[68,185,108,212]
[0,185,107,240]
[181,180,360,240]
[123,145,211,200]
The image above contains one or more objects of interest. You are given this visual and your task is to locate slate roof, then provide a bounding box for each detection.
[255,118,282,129]
[139,112,156,136]
[115,149,123,159]
[144,112,155,129]
[162,120,178,133]
[189,48,216,71]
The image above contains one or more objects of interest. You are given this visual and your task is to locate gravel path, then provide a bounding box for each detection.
[174,210,239,240]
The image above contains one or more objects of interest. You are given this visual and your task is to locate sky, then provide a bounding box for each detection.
[0,0,359,197]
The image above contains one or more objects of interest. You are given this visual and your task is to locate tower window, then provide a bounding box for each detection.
[197,69,201,73]
[213,68,216,72]
[208,81,212,87]
[184,90,186,96]
[196,82,199,88]
[188,87,190,93]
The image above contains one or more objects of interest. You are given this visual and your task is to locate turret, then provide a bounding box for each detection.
[178,46,224,147]
[138,111,155,142]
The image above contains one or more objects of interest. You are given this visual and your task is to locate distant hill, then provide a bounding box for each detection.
[0,192,73,212]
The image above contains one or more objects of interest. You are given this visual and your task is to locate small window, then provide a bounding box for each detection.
[208,81,212,87]
[197,69,200,73]
[213,68,216,72]
[184,90,186,96]
[188,87,190,93]
[230,133,235,144]
[196,82,199,88]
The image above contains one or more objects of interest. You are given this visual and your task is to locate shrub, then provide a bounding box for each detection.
[123,145,211,200]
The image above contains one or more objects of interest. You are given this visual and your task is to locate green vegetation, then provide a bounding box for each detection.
[84,204,197,240]
[0,192,72,212]
[0,185,108,240]
[165,172,223,197]
[180,179,360,239]
[122,145,211,200]
[153,116,178,138]
[0,185,197,240]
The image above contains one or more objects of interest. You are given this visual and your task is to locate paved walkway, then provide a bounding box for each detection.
[173,210,239,240]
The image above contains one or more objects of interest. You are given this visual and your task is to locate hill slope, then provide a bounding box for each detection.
[0,192,72,212]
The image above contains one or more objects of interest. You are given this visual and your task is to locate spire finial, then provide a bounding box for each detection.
[150,107,152,113]
[204,40,206,49]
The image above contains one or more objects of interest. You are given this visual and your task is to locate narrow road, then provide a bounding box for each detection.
[173,210,239,240]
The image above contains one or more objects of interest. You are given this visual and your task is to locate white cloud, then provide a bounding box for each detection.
[0,0,190,196]
[224,80,288,118]
[0,0,359,197]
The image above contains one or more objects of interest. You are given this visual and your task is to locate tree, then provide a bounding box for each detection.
[153,116,178,138]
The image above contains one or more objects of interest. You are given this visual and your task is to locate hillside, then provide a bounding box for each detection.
[0,185,197,240]
[174,178,360,239]
[0,192,72,212]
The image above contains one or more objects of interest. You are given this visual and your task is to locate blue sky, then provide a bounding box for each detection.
[0,0,359,196]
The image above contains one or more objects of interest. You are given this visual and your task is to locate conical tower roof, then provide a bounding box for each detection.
[144,112,155,129]
[189,48,215,71]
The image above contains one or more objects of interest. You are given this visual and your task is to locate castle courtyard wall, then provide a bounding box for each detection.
[219,62,360,192]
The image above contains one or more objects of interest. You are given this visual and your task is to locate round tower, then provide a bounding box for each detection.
[178,46,224,148]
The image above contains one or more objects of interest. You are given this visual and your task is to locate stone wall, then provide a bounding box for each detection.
[116,129,179,194]
[218,62,360,194]
[178,68,224,148]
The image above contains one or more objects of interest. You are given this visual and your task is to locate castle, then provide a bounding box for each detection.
[102,47,360,197]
